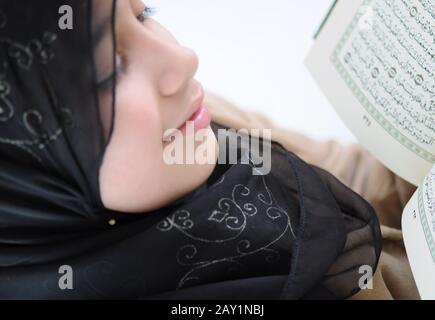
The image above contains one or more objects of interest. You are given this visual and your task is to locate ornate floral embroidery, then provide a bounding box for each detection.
[157,151,296,289]
[27,32,57,65]
[0,9,73,163]
[0,62,13,122]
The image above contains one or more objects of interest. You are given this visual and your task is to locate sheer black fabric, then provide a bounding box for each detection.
[0,0,382,299]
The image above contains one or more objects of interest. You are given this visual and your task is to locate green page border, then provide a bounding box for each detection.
[418,185,435,265]
[330,0,435,163]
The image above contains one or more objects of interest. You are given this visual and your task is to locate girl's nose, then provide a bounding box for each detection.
[157,44,199,97]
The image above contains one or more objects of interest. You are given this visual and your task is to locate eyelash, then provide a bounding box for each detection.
[97,6,158,91]
[137,6,157,23]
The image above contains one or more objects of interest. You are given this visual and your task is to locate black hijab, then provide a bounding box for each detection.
[0,0,382,299]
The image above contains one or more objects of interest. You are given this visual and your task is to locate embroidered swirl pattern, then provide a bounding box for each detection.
[0,9,73,163]
[157,151,296,289]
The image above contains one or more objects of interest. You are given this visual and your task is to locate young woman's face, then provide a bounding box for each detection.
[93,0,218,213]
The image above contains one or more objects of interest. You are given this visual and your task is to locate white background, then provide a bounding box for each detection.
[145,0,357,144]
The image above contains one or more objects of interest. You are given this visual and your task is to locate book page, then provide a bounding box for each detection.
[402,164,435,300]
[305,0,434,186]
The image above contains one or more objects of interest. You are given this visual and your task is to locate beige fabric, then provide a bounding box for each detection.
[204,90,420,300]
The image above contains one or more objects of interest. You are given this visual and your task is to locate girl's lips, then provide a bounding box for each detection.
[177,102,211,134]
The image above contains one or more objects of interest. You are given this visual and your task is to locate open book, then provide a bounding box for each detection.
[305,0,434,299]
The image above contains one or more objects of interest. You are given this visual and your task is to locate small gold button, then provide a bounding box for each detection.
[108,219,116,226]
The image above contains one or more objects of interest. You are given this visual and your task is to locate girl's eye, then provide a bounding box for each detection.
[137,6,157,23]
[97,6,158,91]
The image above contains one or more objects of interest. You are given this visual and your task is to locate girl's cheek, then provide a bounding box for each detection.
[116,80,162,148]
